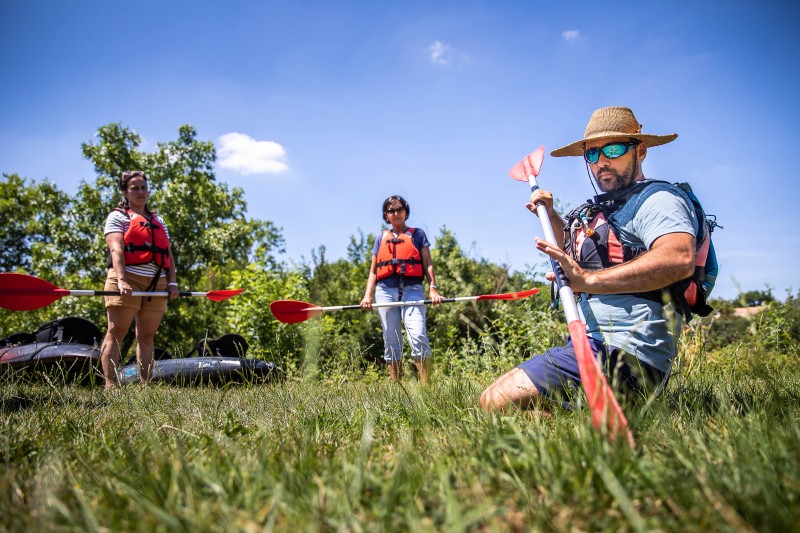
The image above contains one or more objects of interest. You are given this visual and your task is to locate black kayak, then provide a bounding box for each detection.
[0,316,102,384]
[0,342,100,384]
[117,357,280,386]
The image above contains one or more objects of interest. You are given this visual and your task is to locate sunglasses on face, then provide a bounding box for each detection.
[121,170,147,180]
[583,142,638,164]
[385,207,405,215]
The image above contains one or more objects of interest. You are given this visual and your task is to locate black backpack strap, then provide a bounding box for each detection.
[143,266,164,297]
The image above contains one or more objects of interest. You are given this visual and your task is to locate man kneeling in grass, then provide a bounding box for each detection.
[481,106,699,411]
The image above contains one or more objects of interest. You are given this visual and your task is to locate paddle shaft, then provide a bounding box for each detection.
[6,289,217,298]
[528,175,580,322]
[60,290,213,298]
[0,273,245,311]
[528,173,635,447]
[321,295,482,312]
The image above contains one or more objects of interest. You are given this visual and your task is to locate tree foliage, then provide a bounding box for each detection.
[738,289,774,307]
[0,174,71,275]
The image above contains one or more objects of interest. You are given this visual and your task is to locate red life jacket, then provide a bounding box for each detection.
[375,228,424,281]
[107,208,171,268]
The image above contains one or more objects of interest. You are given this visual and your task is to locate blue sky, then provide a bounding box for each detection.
[2,0,799,300]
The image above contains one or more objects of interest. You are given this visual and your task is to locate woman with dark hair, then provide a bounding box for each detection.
[99,171,178,388]
[361,195,443,383]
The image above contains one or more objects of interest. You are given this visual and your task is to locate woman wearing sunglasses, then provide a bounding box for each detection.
[361,195,443,383]
[482,106,700,412]
[100,170,178,388]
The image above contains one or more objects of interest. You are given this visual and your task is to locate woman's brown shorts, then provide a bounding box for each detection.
[104,270,168,312]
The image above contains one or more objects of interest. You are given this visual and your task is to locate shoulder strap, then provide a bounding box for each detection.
[607,181,695,238]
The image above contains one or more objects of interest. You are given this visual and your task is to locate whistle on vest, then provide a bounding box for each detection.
[579,213,595,237]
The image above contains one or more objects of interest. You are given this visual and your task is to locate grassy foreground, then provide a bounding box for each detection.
[1,369,799,532]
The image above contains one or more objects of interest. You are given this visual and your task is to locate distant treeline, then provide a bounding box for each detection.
[2,125,796,377]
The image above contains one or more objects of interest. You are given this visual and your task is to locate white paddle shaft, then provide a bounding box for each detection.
[528,174,582,324]
[320,295,479,312]
[66,290,209,297]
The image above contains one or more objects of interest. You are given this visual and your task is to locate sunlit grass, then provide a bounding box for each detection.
[1,364,799,531]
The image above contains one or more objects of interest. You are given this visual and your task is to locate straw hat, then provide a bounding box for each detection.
[551,106,678,157]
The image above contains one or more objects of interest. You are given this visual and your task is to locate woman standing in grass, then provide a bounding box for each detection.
[361,195,443,383]
[99,170,178,388]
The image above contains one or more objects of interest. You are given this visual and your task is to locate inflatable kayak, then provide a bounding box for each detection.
[0,341,100,383]
[117,333,279,385]
[117,356,279,385]
[0,316,102,384]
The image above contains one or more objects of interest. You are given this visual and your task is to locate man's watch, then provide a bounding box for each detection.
[430,284,438,290]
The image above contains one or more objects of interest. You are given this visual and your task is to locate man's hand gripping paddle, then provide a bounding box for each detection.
[510,146,636,448]
[270,288,540,324]
[0,273,244,311]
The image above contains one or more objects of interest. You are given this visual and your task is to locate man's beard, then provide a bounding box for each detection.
[593,156,637,192]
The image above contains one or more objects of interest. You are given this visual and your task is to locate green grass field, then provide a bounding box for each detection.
[1,358,799,532]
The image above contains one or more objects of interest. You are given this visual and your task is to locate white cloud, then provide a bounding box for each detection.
[217,132,288,175]
[562,30,580,41]
[429,40,452,65]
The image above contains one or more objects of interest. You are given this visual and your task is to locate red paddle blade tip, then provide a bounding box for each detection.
[476,288,540,301]
[567,320,635,448]
[509,145,545,182]
[0,273,63,311]
[206,288,245,302]
[270,300,324,324]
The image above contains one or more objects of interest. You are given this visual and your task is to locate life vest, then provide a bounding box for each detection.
[564,180,720,321]
[375,228,424,281]
[107,208,171,268]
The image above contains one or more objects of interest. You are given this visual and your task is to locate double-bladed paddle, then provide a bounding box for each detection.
[0,273,244,311]
[510,146,635,448]
[270,288,540,324]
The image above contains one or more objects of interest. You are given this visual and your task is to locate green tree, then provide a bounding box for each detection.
[301,230,384,368]
[738,289,775,307]
[427,227,526,351]
[0,173,88,338]
[0,173,71,275]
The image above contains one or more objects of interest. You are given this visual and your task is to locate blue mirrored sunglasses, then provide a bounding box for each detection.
[584,142,638,164]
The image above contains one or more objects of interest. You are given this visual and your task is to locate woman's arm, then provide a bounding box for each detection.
[166,248,178,300]
[105,232,132,296]
[360,255,379,310]
[421,246,443,304]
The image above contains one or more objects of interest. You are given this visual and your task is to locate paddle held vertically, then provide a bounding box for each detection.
[509,146,635,448]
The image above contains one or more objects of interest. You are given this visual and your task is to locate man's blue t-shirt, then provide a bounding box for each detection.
[578,185,699,373]
[372,227,431,288]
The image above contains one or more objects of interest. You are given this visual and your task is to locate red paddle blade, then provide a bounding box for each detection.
[509,145,545,182]
[206,288,245,302]
[568,321,636,448]
[0,273,64,311]
[476,288,540,301]
[270,300,324,324]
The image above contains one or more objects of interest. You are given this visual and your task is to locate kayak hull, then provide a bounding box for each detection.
[0,342,101,384]
[117,357,280,386]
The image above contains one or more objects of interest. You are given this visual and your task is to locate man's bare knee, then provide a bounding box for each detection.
[480,368,540,412]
